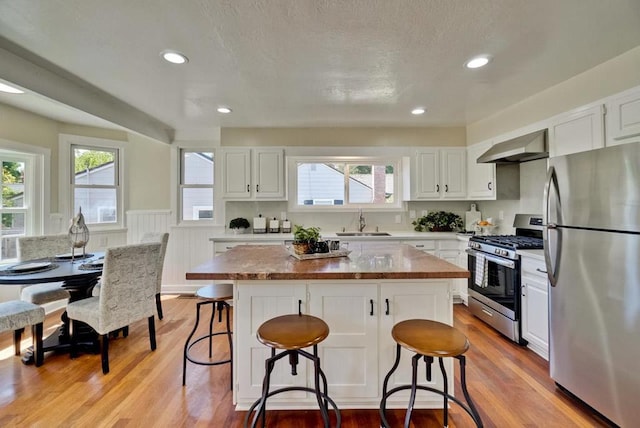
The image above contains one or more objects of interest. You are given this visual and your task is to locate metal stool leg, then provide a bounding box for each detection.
[380,344,403,427]
[403,353,421,428]
[438,357,449,427]
[208,301,216,358]
[182,301,203,385]
[311,345,331,428]
[224,301,233,391]
[457,355,483,427]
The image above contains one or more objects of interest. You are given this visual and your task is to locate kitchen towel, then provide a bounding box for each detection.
[475,254,488,287]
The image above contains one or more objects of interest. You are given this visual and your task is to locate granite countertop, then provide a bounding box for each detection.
[187,243,470,281]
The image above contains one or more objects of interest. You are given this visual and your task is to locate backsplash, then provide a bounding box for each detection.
[224,158,547,235]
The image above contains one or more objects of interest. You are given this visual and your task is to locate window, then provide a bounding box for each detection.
[292,157,401,210]
[0,156,27,261]
[71,145,119,225]
[180,150,214,221]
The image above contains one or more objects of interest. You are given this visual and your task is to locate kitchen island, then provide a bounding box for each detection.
[186,243,469,410]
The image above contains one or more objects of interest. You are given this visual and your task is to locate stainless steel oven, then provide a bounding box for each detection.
[466,214,543,345]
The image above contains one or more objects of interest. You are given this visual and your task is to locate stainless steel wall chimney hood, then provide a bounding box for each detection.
[477,129,548,163]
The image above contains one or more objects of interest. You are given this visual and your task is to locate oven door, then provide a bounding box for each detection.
[467,248,519,313]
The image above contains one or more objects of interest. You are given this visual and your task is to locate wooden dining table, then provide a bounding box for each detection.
[0,252,104,364]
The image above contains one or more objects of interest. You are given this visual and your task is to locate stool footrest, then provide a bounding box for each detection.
[379,384,482,427]
[185,331,233,366]
[244,386,341,427]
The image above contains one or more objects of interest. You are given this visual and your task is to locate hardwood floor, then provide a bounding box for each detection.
[0,296,611,427]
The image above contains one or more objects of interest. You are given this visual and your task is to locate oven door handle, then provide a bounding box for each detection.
[466,248,516,269]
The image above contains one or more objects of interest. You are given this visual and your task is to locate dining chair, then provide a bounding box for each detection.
[140,232,169,319]
[91,232,169,320]
[67,242,162,374]
[18,234,72,306]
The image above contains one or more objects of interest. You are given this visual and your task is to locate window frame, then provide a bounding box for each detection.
[287,156,404,212]
[59,134,125,231]
[178,149,215,224]
[0,139,49,262]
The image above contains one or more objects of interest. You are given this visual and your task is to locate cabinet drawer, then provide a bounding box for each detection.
[402,240,436,251]
[214,241,247,253]
[438,240,461,250]
[521,258,548,281]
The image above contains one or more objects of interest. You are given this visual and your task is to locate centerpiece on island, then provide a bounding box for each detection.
[412,211,463,232]
[292,225,321,255]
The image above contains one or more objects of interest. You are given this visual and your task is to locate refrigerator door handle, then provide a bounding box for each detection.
[543,166,560,287]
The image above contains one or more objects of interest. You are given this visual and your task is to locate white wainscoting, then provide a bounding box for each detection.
[126,210,214,294]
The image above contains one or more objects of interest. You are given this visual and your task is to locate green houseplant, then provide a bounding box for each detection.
[229,217,250,233]
[292,225,321,254]
[412,211,463,232]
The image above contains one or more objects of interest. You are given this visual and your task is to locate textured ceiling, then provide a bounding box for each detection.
[0,0,640,139]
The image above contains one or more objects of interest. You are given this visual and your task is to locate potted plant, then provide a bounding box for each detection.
[412,211,463,232]
[292,225,321,254]
[229,217,250,234]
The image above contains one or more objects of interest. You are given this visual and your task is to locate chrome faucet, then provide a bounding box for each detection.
[358,209,366,232]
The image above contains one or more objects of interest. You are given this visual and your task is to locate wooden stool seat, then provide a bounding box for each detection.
[257,314,329,350]
[392,319,469,358]
[195,283,233,301]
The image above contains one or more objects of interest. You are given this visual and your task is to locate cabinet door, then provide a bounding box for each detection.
[413,149,440,198]
[606,86,640,146]
[222,149,251,199]
[466,140,496,199]
[440,148,466,199]
[549,104,605,158]
[235,282,307,401]
[253,148,285,199]
[520,257,549,360]
[379,281,452,405]
[308,282,379,398]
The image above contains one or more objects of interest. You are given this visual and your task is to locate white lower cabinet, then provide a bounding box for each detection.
[235,280,452,409]
[520,256,549,360]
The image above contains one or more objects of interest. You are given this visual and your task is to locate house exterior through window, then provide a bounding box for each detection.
[180,150,214,221]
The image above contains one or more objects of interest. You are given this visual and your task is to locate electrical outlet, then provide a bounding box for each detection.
[409,210,416,219]
[395,214,402,224]
[421,210,428,217]
[281,211,287,220]
[99,236,108,247]
[499,210,504,220]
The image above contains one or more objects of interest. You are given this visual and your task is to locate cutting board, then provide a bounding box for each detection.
[465,206,481,232]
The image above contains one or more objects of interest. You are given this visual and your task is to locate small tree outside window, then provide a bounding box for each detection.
[72,145,119,225]
[1,158,27,261]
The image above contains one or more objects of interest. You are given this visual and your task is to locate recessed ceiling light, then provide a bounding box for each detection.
[0,82,24,94]
[411,108,426,115]
[465,56,491,69]
[217,107,232,114]
[160,50,188,64]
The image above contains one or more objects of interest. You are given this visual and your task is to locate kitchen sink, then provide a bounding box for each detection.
[335,232,392,237]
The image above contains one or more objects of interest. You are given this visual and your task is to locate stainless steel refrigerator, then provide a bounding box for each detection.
[544,142,640,427]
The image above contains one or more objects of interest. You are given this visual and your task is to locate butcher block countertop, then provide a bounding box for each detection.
[186,243,470,281]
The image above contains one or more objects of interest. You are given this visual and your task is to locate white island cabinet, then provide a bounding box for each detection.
[187,243,467,410]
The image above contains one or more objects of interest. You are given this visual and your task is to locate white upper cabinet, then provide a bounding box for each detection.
[606,86,640,147]
[466,140,496,200]
[222,148,286,199]
[548,104,605,158]
[410,148,466,200]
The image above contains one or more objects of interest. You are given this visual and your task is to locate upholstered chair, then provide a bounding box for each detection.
[140,232,169,319]
[67,242,161,374]
[18,234,72,305]
[0,300,45,366]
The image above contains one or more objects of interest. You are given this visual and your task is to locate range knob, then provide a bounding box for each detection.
[495,249,508,256]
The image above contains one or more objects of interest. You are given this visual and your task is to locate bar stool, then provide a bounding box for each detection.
[182,283,233,388]
[244,314,341,428]
[379,319,483,428]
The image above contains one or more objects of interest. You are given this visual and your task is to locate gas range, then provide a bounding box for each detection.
[469,235,543,259]
[468,214,543,260]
